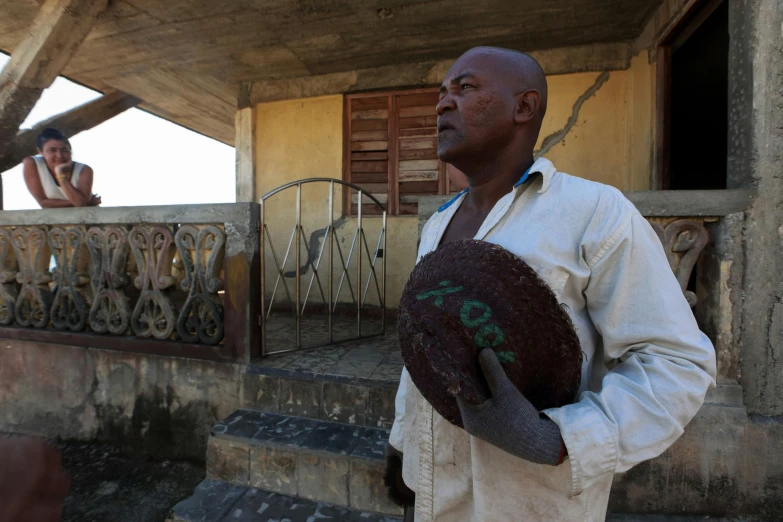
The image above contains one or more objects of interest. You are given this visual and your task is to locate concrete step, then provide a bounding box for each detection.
[168,478,403,522]
[243,359,400,430]
[207,409,401,516]
[606,513,766,522]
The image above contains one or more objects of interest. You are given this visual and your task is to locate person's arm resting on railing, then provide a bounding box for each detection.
[23,158,100,208]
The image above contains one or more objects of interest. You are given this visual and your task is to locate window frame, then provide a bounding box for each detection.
[654,0,726,190]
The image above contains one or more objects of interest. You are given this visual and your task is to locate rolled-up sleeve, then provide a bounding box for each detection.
[544,211,717,498]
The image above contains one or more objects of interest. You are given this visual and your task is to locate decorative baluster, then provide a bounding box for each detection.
[48,227,92,331]
[129,225,177,339]
[175,225,225,344]
[650,219,709,308]
[11,227,52,328]
[87,226,131,334]
[0,228,19,325]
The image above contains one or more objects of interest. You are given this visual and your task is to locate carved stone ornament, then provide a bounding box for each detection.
[129,225,177,339]
[0,228,19,325]
[175,225,225,344]
[48,227,92,331]
[87,226,131,335]
[649,219,709,307]
[11,227,53,328]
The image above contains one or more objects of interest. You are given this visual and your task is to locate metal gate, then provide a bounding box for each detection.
[260,178,387,356]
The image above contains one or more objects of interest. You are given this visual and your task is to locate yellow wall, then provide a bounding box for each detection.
[252,53,655,309]
[535,51,653,190]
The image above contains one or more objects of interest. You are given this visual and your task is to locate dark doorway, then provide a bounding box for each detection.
[667,0,729,190]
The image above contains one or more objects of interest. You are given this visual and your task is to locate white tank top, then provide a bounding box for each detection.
[33,155,85,200]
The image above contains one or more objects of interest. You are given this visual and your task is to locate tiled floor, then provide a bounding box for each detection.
[257,315,402,384]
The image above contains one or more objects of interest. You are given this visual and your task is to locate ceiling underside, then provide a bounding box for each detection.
[0,0,661,145]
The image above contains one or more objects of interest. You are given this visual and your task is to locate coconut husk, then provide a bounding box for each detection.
[398,239,582,428]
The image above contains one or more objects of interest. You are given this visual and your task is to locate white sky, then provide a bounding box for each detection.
[0,54,235,210]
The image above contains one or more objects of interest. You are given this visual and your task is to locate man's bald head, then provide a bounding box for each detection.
[459,47,548,121]
[436,47,549,168]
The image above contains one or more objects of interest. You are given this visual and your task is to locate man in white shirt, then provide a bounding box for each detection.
[386,47,717,521]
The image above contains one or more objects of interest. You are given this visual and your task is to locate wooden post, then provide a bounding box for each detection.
[235,107,257,203]
[0,0,108,158]
[0,90,140,173]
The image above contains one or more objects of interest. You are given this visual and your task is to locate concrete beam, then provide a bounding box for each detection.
[0,0,108,157]
[0,90,140,173]
[248,42,631,105]
[234,107,256,203]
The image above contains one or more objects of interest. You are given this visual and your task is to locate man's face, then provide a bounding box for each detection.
[436,53,516,164]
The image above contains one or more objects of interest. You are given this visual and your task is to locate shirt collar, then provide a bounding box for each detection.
[437,157,556,213]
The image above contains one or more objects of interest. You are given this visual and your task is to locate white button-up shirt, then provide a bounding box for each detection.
[390,157,717,522]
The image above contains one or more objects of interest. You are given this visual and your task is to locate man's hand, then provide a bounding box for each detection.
[0,437,70,522]
[383,442,415,508]
[457,349,566,466]
[87,194,102,206]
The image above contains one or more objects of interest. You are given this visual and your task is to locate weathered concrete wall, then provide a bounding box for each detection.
[0,339,243,460]
[728,0,783,415]
[694,213,745,383]
[246,43,633,106]
[610,404,783,519]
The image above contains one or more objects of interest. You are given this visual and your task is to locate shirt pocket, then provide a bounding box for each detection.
[530,265,569,301]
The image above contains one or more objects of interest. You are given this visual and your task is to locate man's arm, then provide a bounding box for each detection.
[544,209,716,497]
[22,158,74,209]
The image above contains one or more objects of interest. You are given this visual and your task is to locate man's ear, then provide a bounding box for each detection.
[514,90,541,125]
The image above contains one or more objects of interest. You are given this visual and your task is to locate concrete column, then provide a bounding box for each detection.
[235,106,257,203]
[729,0,783,415]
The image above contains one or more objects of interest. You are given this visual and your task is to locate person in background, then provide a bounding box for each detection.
[22,128,101,208]
[0,436,70,522]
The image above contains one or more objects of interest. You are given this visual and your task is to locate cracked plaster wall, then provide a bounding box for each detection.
[251,54,655,309]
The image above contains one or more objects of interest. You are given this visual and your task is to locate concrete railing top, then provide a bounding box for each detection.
[0,203,257,227]
[418,189,757,225]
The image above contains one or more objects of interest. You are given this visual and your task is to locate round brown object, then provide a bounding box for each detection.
[398,239,582,428]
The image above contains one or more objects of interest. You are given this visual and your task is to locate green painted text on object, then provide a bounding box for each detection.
[460,299,493,327]
[495,350,515,363]
[416,280,464,307]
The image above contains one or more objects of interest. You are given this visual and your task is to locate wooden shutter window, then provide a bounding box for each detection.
[344,88,448,216]
[345,94,390,216]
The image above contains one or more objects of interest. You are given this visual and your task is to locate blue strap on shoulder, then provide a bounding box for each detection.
[437,188,468,213]
[513,165,534,188]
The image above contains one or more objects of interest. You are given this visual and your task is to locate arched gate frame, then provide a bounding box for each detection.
[260,179,387,356]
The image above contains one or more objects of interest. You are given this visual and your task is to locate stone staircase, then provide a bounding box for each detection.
[169,339,404,522]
